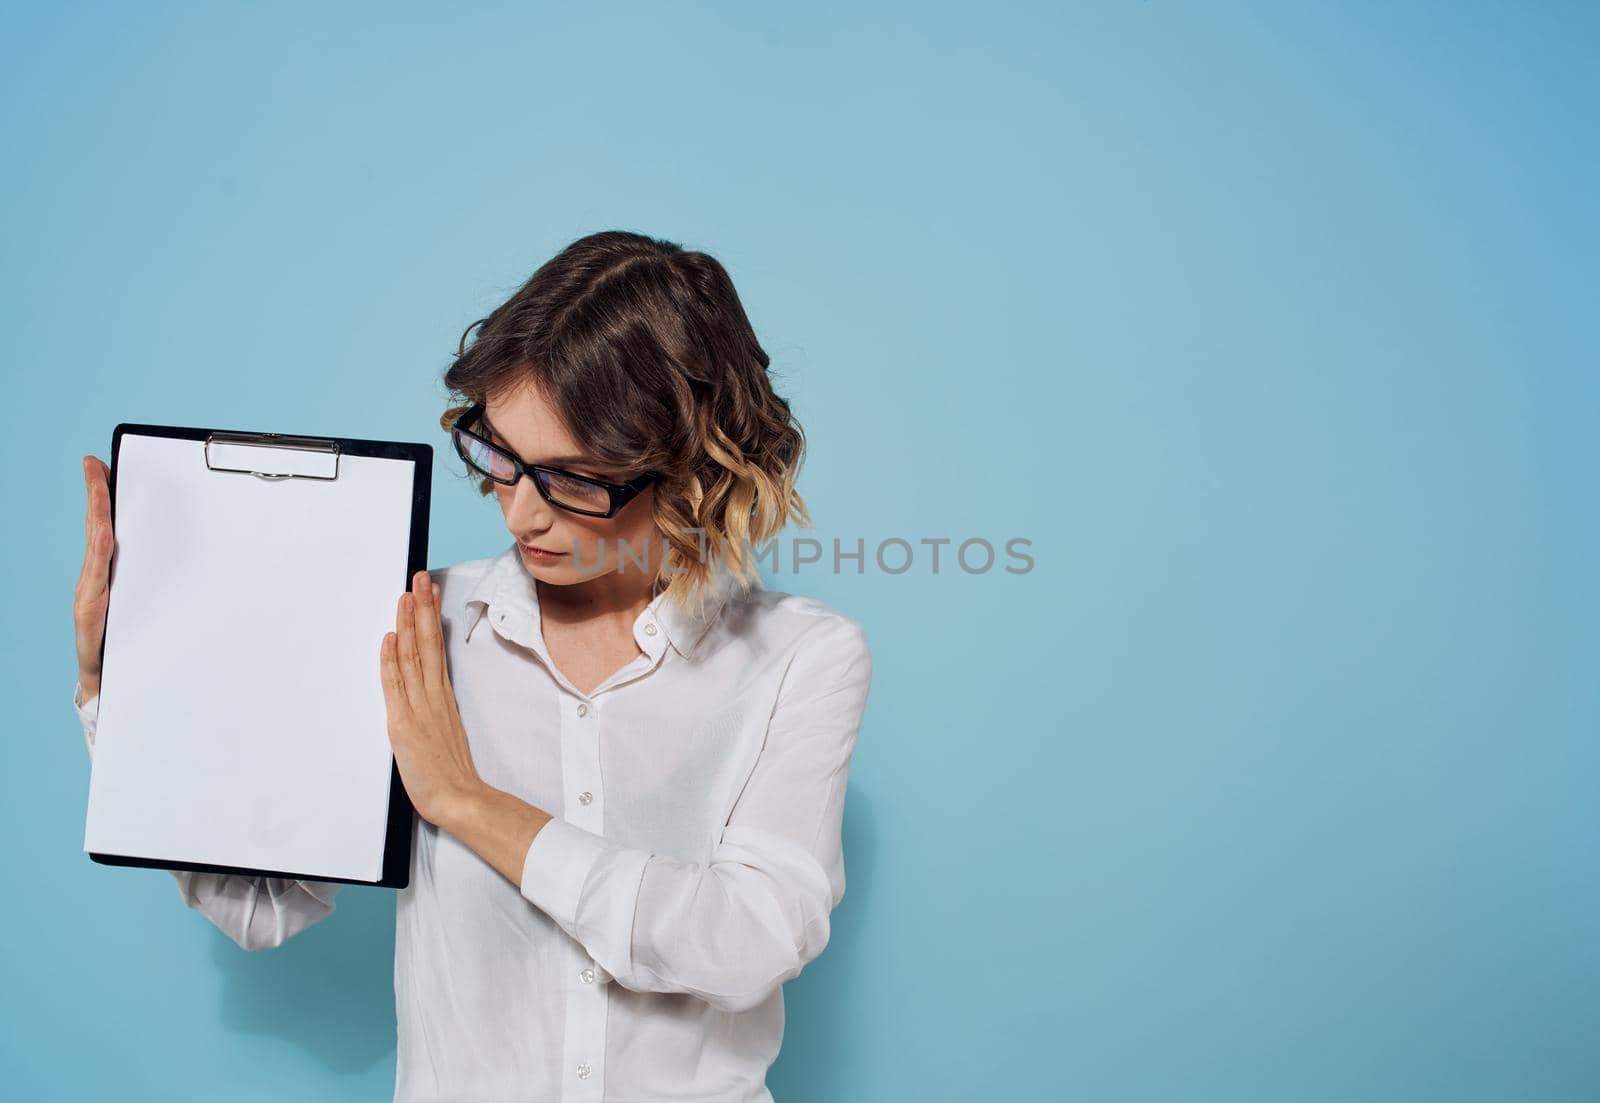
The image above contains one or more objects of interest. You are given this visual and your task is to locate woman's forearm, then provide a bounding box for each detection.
[439,781,554,887]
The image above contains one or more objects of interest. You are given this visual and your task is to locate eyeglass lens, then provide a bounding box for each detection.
[454,428,613,513]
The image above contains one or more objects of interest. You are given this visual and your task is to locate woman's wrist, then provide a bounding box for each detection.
[438,780,554,888]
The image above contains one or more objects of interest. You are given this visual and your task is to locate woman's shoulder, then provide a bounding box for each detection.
[424,550,508,603]
[729,586,871,660]
[425,555,497,584]
[752,587,864,628]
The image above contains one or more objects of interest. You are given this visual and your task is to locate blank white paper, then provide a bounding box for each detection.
[83,432,417,883]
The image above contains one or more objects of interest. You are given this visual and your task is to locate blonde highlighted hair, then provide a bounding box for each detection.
[438,230,810,616]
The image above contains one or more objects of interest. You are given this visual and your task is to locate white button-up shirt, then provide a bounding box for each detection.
[74,539,873,1102]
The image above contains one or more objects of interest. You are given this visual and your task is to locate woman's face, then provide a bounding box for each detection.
[480,384,661,588]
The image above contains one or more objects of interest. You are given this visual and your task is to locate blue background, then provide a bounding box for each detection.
[6,2,1596,1100]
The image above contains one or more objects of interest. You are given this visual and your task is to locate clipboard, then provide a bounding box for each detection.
[82,421,432,889]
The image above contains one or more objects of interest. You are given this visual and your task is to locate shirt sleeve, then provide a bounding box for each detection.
[168,870,344,951]
[75,680,345,951]
[74,679,98,760]
[518,612,873,1014]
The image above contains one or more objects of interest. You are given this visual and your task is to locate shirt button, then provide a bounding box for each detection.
[580,966,595,984]
[576,1063,592,1080]
[576,702,589,718]
[578,791,593,805]
[644,623,657,636]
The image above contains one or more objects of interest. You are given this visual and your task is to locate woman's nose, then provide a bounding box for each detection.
[505,473,555,529]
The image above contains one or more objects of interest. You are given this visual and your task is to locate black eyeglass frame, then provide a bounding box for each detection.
[451,402,660,518]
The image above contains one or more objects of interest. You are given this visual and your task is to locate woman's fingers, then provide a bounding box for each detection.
[81,454,111,560]
[76,458,111,601]
[92,457,111,537]
[410,571,447,698]
[74,456,115,683]
[85,455,110,525]
[432,582,447,687]
[395,590,424,711]
[79,457,112,585]
[81,456,97,562]
[379,631,409,726]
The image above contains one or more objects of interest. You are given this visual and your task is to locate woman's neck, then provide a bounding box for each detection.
[535,570,661,629]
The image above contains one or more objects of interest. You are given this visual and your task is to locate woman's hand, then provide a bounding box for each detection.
[380,569,484,826]
[74,455,115,699]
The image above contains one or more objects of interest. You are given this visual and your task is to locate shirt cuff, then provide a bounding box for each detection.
[74,680,100,753]
[519,816,613,936]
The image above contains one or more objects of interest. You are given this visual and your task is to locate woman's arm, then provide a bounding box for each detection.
[442,613,873,1013]
[76,681,345,951]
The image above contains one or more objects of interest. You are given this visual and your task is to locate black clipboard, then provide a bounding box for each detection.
[84,421,431,890]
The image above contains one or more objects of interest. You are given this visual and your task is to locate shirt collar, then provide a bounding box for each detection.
[461,539,747,663]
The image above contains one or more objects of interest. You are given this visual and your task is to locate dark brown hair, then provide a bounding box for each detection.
[439,230,810,611]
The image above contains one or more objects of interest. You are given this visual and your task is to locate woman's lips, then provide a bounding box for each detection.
[520,543,567,559]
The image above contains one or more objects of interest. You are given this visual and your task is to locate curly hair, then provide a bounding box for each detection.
[438,230,810,616]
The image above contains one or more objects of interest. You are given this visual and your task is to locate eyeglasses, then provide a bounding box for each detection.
[451,402,660,518]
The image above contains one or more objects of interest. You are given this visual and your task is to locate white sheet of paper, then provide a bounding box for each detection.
[82,432,417,882]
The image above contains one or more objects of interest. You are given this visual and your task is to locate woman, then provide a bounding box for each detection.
[71,230,873,1103]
